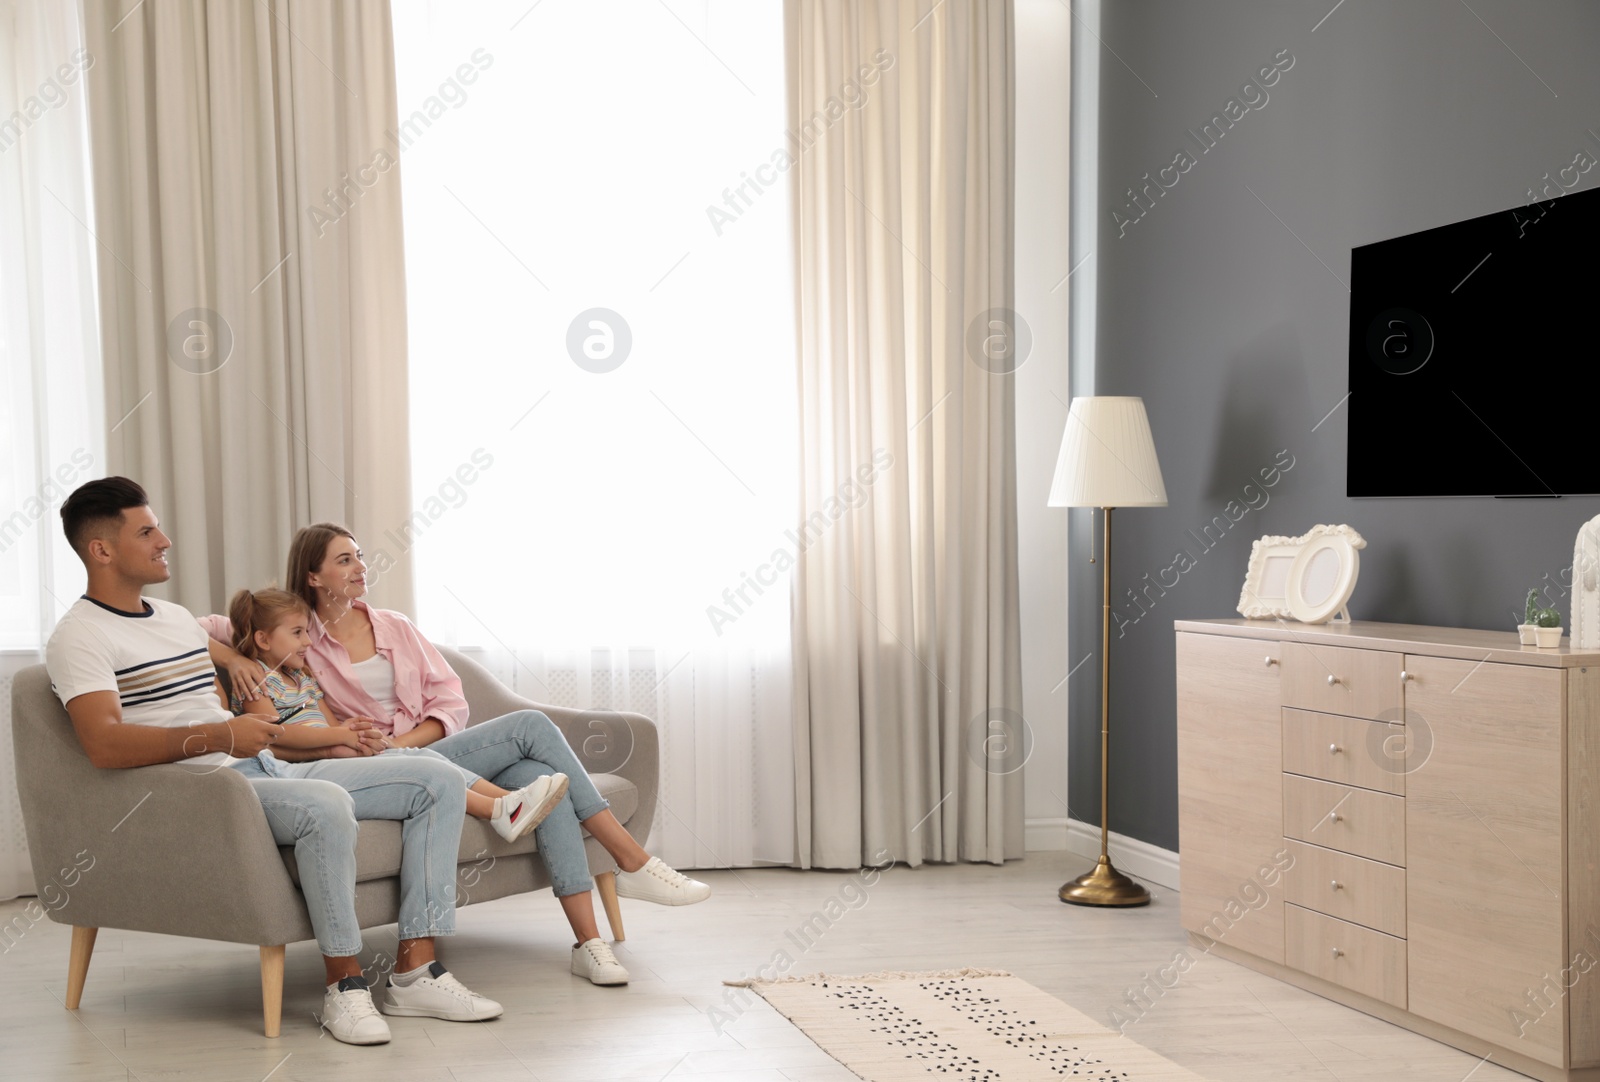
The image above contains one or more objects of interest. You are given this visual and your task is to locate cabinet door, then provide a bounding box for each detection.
[1176,632,1285,963]
[1403,656,1565,1067]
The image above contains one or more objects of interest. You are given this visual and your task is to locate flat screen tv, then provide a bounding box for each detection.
[1347,186,1599,497]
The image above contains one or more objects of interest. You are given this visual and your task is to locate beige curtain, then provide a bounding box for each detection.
[787,0,1022,868]
[82,0,414,615]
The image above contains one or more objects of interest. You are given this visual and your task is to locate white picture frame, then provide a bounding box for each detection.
[1287,530,1363,624]
[1237,534,1305,619]
[1237,524,1366,622]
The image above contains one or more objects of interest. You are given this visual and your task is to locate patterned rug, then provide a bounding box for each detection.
[726,969,1208,1081]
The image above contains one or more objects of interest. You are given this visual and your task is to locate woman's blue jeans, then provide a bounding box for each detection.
[425,710,611,897]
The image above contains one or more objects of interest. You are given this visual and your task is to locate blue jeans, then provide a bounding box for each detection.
[377,745,480,787]
[231,751,465,956]
[426,711,610,897]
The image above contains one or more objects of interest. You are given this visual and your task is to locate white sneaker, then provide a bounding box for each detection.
[491,773,570,843]
[380,961,503,1021]
[571,938,629,986]
[321,976,391,1044]
[613,856,711,906]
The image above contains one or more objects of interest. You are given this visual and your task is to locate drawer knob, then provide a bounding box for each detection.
[1265,656,1278,667]
[1331,879,1343,891]
[1400,670,1411,682]
[1331,947,1343,959]
[1329,743,1342,755]
[1328,811,1342,823]
[1327,674,1340,686]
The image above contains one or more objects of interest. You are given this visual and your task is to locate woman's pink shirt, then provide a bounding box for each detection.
[198,600,468,737]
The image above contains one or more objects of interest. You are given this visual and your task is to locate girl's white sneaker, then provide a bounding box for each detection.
[491,773,569,842]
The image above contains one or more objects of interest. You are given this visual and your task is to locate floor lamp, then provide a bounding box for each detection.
[1049,396,1167,907]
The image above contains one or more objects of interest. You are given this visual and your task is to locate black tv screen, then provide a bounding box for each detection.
[1347,186,1599,497]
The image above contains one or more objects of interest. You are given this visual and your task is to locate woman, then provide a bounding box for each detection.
[207,523,709,986]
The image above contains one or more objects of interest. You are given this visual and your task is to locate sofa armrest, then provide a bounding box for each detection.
[27,760,315,946]
[437,647,659,847]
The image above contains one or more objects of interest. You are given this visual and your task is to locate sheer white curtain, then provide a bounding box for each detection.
[391,0,796,869]
[0,0,104,899]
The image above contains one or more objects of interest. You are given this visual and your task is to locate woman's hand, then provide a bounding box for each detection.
[388,718,446,748]
[339,725,389,756]
[338,716,393,753]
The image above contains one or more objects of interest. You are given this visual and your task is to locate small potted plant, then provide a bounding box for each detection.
[1533,603,1565,648]
[1518,589,1539,645]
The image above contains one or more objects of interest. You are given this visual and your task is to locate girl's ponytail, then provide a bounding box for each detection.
[229,588,260,659]
[228,587,310,660]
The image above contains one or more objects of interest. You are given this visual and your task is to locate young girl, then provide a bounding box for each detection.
[223,588,568,843]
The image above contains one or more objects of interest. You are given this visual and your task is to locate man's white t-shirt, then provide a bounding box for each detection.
[45,596,240,767]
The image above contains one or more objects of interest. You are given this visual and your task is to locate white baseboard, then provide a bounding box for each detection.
[1025,816,1180,893]
[1024,816,1073,853]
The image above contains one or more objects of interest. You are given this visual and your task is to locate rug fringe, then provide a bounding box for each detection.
[723,967,1013,988]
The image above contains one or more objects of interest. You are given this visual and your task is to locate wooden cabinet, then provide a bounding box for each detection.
[1175,631,1284,963]
[1176,620,1600,1082]
[1403,655,1565,1066]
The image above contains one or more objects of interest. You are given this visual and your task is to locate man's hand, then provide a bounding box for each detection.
[223,714,286,757]
[211,645,270,703]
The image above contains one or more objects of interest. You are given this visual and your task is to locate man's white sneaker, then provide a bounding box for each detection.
[380,961,503,1021]
[613,856,711,906]
[321,976,391,1045]
[571,938,629,986]
[491,773,569,843]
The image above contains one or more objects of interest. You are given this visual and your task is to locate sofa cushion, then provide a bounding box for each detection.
[278,773,638,887]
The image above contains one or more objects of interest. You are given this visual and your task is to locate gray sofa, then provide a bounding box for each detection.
[10,645,658,1036]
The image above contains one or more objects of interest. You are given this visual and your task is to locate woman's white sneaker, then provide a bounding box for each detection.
[491,773,569,842]
[380,961,503,1021]
[321,976,391,1044]
[571,938,629,985]
[613,856,711,906]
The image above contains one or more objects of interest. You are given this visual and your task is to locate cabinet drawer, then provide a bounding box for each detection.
[1286,838,1401,941]
[1283,709,1406,796]
[1284,839,1405,937]
[1280,641,1402,720]
[1286,904,1407,1008]
[1284,775,1405,866]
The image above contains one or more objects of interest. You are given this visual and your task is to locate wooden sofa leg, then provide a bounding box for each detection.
[65,926,97,1009]
[596,870,625,942]
[260,945,285,1038]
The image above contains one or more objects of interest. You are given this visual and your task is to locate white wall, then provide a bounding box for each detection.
[1014,0,1073,848]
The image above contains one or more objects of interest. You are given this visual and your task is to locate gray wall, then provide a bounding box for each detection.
[1077,0,1600,851]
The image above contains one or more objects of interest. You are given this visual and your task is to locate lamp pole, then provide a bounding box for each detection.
[1060,505,1150,907]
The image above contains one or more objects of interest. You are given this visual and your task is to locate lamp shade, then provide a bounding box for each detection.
[1048,396,1167,508]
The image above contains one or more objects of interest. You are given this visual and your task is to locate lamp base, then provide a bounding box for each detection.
[1059,856,1151,907]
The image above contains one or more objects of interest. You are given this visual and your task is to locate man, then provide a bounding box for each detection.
[44,477,499,1045]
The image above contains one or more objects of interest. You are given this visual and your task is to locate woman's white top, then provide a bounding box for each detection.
[350,653,403,720]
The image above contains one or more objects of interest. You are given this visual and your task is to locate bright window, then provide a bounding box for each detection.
[392,0,796,650]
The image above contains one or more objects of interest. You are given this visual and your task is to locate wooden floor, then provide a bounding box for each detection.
[0,857,1526,1081]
